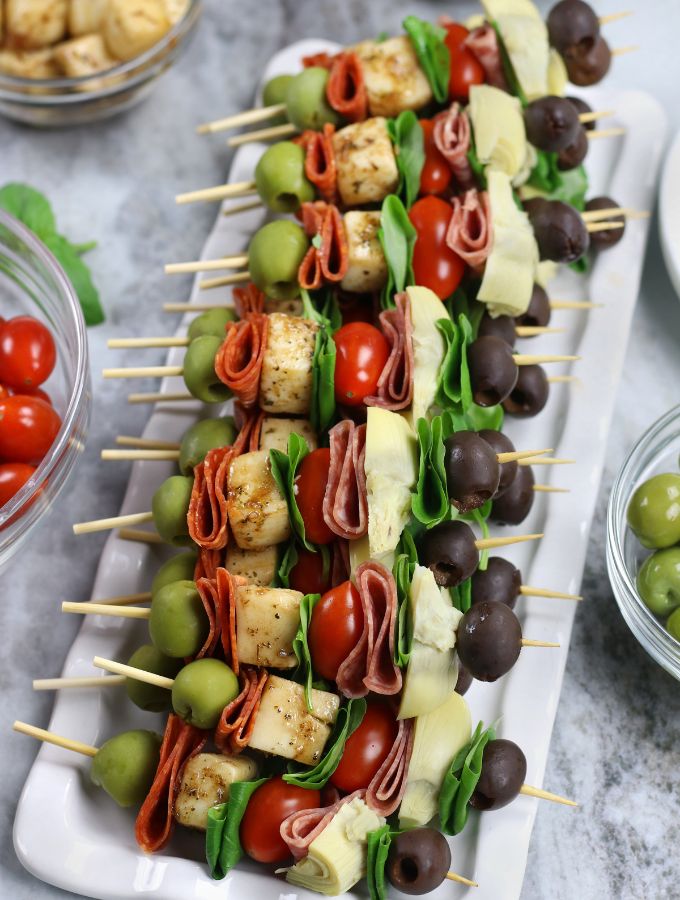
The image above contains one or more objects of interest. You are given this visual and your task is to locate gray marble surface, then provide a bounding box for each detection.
[1,0,679,897]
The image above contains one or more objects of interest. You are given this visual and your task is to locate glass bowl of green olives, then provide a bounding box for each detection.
[607,404,680,680]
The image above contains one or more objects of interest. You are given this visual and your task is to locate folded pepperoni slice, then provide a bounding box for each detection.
[365,291,414,411]
[195,567,246,668]
[233,282,266,318]
[187,446,233,551]
[215,666,268,754]
[194,547,222,582]
[327,52,368,123]
[299,125,338,203]
[214,312,268,408]
[298,245,324,291]
[319,204,349,283]
[302,51,335,69]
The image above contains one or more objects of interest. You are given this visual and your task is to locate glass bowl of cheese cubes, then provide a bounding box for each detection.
[0,0,201,126]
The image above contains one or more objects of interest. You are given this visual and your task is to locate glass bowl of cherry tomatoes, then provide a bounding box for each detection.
[0,210,90,567]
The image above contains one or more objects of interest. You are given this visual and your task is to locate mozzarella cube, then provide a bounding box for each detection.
[333,117,399,208]
[174,753,258,830]
[226,450,290,550]
[340,211,387,293]
[235,585,302,669]
[352,36,432,118]
[259,313,318,415]
[225,544,279,586]
[258,417,317,453]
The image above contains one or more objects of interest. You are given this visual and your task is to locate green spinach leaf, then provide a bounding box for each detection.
[439,722,496,835]
[387,111,425,209]
[411,415,449,528]
[367,824,397,900]
[378,194,417,310]
[403,16,450,104]
[206,777,269,878]
[269,433,313,550]
[392,529,418,666]
[292,592,322,710]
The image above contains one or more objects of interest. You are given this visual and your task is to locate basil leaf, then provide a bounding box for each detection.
[311,324,336,434]
[491,22,528,106]
[464,402,504,432]
[387,111,425,209]
[403,16,450,104]
[43,233,105,326]
[411,415,450,528]
[367,824,395,900]
[392,529,418,666]
[378,194,416,310]
[292,592,322,711]
[269,433,313,551]
[283,698,367,789]
[206,777,269,878]
[276,538,299,587]
[0,182,56,239]
[439,722,496,835]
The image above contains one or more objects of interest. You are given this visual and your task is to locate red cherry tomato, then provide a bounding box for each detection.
[409,196,466,300]
[0,395,61,464]
[443,23,485,101]
[419,119,452,197]
[443,22,469,50]
[0,462,36,506]
[295,448,335,545]
[240,777,320,863]
[308,581,365,681]
[330,699,398,793]
[289,546,332,595]
[0,316,56,390]
[22,385,53,405]
[333,322,390,408]
[0,384,11,400]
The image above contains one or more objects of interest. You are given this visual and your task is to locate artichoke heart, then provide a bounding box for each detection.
[406,285,448,426]
[286,797,385,895]
[469,84,529,182]
[481,0,549,101]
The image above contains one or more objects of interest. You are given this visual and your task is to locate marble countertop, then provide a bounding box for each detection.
[1,1,679,898]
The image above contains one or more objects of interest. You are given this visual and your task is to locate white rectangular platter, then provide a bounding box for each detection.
[13,38,667,900]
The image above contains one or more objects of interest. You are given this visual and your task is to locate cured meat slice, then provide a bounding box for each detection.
[365,291,413,411]
[446,189,493,270]
[365,718,415,816]
[465,25,507,90]
[195,567,246,668]
[298,245,324,291]
[233,282,265,318]
[194,547,222,582]
[215,666,268,754]
[298,202,349,289]
[335,562,402,698]
[187,446,232,550]
[298,124,338,203]
[433,103,474,190]
[331,538,351,587]
[280,789,366,861]
[302,51,335,69]
[135,714,206,853]
[322,421,368,539]
[327,52,368,123]
[214,312,269,407]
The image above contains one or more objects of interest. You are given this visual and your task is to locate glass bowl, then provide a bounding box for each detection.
[0,0,201,127]
[0,210,91,568]
[607,404,680,681]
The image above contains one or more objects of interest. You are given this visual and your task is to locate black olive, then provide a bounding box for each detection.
[523,96,581,153]
[584,195,625,249]
[566,96,595,131]
[455,663,474,696]
[471,556,522,608]
[467,336,518,407]
[386,828,451,895]
[478,312,516,347]
[523,198,590,263]
[557,126,588,170]
[469,739,527,810]
[477,429,517,498]
[456,600,522,682]
[564,35,612,86]
[502,364,549,418]
[444,432,501,513]
[515,284,551,329]
[490,464,535,526]
[547,0,599,54]
[419,520,479,588]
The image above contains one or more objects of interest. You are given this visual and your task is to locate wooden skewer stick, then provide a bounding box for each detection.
[515,326,565,337]
[513,354,579,365]
[200,271,252,290]
[519,457,575,466]
[599,11,632,25]
[521,639,560,648]
[227,122,298,147]
[533,485,570,493]
[587,128,627,139]
[586,221,626,233]
[520,784,578,807]
[578,109,615,124]
[128,391,194,404]
[520,586,582,601]
[62,601,151,619]
[108,336,190,349]
[196,103,286,135]
[475,533,543,550]
[94,656,174,689]
[73,511,153,535]
[550,300,600,310]
[446,872,478,888]
[581,207,649,222]
[176,180,257,205]
[83,590,152,605]
[223,199,266,217]
[33,675,126,691]
[102,449,181,461]
[118,528,164,544]
[104,365,183,379]
[116,436,180,450]
[496,448,552,464]
[165,255,249,275]
[611,45,638,56]
[163,301,233,313]
[547,375,579,384]
[13,721,98,758]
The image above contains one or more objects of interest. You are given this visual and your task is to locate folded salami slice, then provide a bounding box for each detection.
[215,666,268,754]
[280,789,366,861]
[195,567,245,669]
[214,312,269,407]
[327,52,368,123]
[187,446,233,550]
[446,189,493,271]
[365,718,415,816]
[331,538,351,587]
[135,714,206,853]
[465,25,508,90]
[433,103,474,190]
[233,282,265,318]
[298,124,338,203]
[323,421,368,539]
[365,292,414,411]
[336,562,402,698]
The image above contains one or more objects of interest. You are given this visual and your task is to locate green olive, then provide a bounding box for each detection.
[90,729,162,808]
[149,579,208,658]
[184,335,232,403]
[179,416,237,476]
[285,67,340,132]
[637,548,680,617]
[248,219,309,300]
[171,658,240,729]
[627,473,680,549]
[151,475,194,547]
[151,550,197,598]
[255,142,315,214]
[667,607,680,641]
[125,644,183,712]
[263,74,294,125]
[187,307,236,341]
